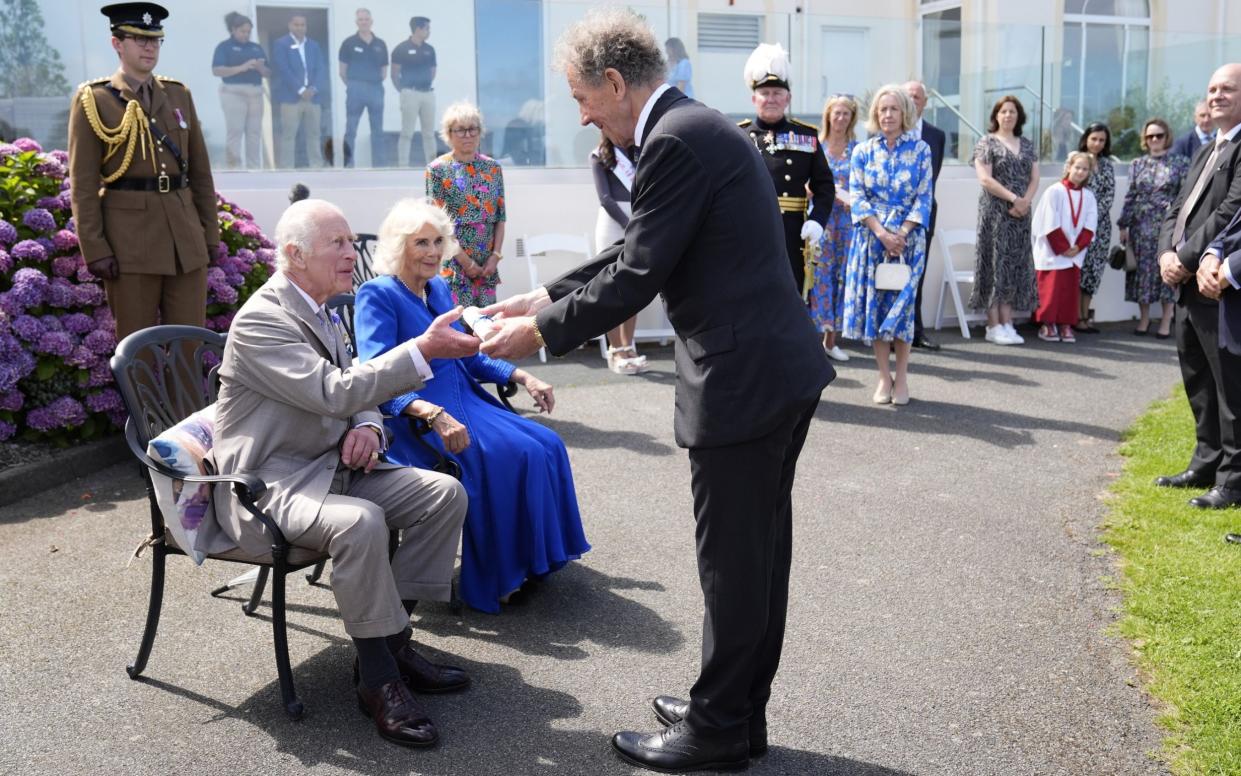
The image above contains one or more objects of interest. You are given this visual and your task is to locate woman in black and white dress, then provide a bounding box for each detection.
[589,134,647,374]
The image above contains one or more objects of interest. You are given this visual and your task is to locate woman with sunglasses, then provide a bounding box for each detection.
[425,101,507,307]
[1116,118,1189,338]
[1074,122,1115,332]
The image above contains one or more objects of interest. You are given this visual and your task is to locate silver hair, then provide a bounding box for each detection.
[439,101,486,145]
[373,198,460,277]
[553,7,665,87]
[274,199,339,271]
[865,84,917,135]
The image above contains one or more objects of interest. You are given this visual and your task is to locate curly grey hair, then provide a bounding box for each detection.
[373,198,460,278]
[553,7,665,87]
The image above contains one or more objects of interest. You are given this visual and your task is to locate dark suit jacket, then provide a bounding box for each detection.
[271,34,327,104]
[1172,129,1211,160]
[921,120,946,237]
[536,88,834,449]
[1158,136,1241,306]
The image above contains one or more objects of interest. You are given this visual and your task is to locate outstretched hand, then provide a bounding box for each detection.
[479,316,541,360]
[481,287,552,320]
[413,306,480,360]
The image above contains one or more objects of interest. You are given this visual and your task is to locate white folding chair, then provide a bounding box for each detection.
[933,229,988,339]
[518,233,594,362]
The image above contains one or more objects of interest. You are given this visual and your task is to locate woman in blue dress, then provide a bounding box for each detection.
[355,198,590,614]
[840,85,933,407]
[810,94,859,362]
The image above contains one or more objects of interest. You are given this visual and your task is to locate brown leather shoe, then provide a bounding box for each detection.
[356,679,439,747]
[395,645,471,694]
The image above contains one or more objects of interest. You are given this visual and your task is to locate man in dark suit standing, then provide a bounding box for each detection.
[480,8,833,772]
[1155,63,1241,509]
[906,80,947,351]
[1172,100,1216,160]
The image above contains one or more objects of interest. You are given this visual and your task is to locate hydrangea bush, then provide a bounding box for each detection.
[0,138,275,444]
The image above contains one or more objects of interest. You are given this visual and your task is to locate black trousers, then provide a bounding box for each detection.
[1177,299,1241,487]
[685,397,818,739]
[782,212,806,294]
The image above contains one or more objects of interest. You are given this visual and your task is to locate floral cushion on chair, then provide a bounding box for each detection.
[146,404,219,565]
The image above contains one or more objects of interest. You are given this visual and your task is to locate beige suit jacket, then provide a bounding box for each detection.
[209,272,424,558]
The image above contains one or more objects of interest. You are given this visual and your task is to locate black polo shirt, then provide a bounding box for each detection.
[338,33,388,83]
[212,38,267,85]
[391,40,436,90]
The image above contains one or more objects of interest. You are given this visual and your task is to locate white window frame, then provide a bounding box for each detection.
[1063,2,1152,121]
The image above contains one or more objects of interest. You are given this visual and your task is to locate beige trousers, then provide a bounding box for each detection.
[398,88,436,166]
[278,100,323,169]
[219,84,265,170]
[295,465,466,638]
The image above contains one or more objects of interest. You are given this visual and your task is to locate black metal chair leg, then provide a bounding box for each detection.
[127,541,167,679]
[306,559,327,585]
[242,567,269,616]
[270,549,304,720]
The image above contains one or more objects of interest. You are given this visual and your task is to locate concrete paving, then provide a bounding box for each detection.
[0,323,1180,776]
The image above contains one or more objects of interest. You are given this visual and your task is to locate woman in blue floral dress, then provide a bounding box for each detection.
[841,86,933,406]
[810,95,858,362]
[426,101,507,307]
[1117,118,1189,338]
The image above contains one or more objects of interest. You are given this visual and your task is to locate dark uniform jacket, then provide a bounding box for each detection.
[739,115,834,227]
[68,70,218,275]
[536,88,834,449]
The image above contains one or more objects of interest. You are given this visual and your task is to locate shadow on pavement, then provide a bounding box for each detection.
[539,417,677,456]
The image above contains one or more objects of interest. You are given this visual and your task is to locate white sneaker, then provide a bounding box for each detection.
[986,325,1019,345]
[825,345,850,362]
[1003,322,1025,344]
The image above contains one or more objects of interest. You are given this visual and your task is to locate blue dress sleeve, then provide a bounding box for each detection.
[905,141,934,227]
[355,280,423,417]
[849,142,875,225]
[462,351,517,385]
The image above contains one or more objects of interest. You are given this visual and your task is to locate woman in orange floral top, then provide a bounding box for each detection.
[425,101,507,306]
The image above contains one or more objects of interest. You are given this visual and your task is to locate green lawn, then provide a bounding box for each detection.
[1106,387,1241,775]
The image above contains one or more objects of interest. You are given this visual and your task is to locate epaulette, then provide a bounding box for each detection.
[789,117,819,133]
[738,119,752,128]
[76,77,110,92]
[155,75,184,86]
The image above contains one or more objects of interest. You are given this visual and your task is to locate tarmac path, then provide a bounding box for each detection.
[0,325,1179,775]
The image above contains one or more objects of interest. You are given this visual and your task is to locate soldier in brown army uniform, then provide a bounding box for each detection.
[68,3,219,340]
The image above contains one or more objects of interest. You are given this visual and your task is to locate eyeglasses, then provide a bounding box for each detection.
[1145,132,1167,140]
[121,35,165,48]
[450,126,481,137]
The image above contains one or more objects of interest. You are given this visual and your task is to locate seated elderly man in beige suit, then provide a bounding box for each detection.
[212,198,477,748]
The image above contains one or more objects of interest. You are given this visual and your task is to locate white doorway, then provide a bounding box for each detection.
[819,26,869,107]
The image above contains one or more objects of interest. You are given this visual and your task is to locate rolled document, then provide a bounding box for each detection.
[462,306,498,339]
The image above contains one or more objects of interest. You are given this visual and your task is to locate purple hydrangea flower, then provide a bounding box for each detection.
[52,230,77,251]
[87,362,113,388]
[11,314,44,342]
[49,150,68,164]
[36,196,62,211]
[72,283,104,307]
[61,312,94,335]
[0,389,22,412]
[66,345,97,369]
[11,240,47,262]
[13,137,43,153]
[0,143,20,158]
[35,237,54,252]
[83,328,116,355]
[39,314,63,332]
[21,208,55,233]
[0,290,25,318]
[0,220,17,245]
[86,388,123,413]
[24,406,54,432]
[35,330,74,357]
[46,278,75,308]
[51,254,81,278]
[0,420,15,442]
[0,249,10,274]
[34,159,67,179]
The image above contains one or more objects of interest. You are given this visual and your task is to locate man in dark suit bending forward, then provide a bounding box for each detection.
[479,8,834,773]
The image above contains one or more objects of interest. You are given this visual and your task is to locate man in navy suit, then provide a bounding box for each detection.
[1172,100,1216,160]
[271,13,326,168]
[480,8,833,772]
[1155,64,1241,510]
[906,80,947,351]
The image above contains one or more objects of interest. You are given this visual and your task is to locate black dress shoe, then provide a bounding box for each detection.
[651,696,767,757]
[357,679,439,747]
[394,645,470,693]
[1189,486,1241,509]
[612,721,749,773]
[1225,533,1241,544]
[1154,469,1214,489]
[912,333,941,351]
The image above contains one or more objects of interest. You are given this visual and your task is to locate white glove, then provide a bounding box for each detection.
[799,221,824,244]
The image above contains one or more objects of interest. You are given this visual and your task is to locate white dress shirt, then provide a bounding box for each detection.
[632,83,672,152]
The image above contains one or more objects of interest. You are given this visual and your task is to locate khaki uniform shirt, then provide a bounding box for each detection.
[67,69,219,275]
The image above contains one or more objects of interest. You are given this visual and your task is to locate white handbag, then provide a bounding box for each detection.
[874,254,911,291]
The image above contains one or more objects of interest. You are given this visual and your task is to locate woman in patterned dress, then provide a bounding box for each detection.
[972,95,1040,345]
[1117,118,1189,338]
[840,85,933,406]
[1075,122,1115,332]
[811,94,859,362]
[426,101,507,307]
